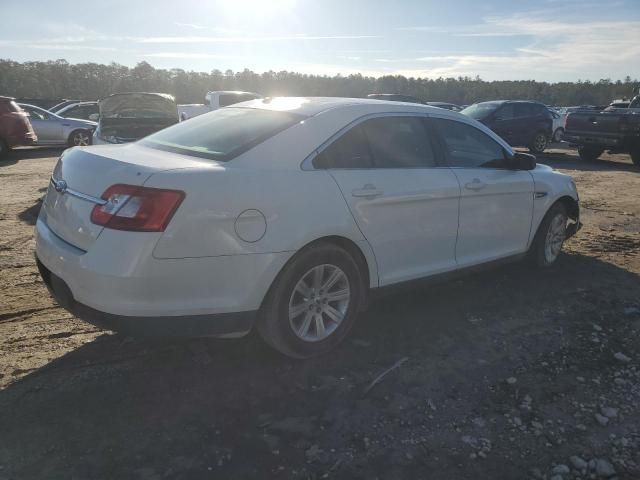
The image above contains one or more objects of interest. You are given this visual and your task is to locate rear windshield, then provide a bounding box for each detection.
[0,101,21,113]
[461,102,503,120]
[141,107,304,161]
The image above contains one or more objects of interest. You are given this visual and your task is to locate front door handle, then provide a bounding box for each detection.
[465,179,486,191]
[352,184,383,198]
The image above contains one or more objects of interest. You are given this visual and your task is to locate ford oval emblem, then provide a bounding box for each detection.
[52,179,67,193]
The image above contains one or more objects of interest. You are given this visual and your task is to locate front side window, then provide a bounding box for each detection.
[434,119,507,168]
[514,103,534,118]
[141,107,302,161]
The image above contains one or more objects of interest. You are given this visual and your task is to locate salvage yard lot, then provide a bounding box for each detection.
[0,147,639,479]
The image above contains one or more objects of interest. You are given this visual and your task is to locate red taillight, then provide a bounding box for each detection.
[91,184,185,232]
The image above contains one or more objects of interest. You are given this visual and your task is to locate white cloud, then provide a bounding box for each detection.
[138,34,379,43]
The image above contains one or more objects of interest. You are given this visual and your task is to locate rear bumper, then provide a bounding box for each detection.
[6,131,37,147]
[36,257,256,337]
[563,133,626,148]
[34,216,292,337]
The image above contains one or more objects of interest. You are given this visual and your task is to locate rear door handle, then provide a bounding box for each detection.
[352,184,383,198]
[465,179,486,191]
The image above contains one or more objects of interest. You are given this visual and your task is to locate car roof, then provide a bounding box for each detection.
[206,90,259,95]
[102,92,175,101]
[239,96,454,117]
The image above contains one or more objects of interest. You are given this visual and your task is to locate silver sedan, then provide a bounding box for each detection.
[18,104,97,147]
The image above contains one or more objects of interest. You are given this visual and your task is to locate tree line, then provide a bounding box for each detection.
[1,59,637,107]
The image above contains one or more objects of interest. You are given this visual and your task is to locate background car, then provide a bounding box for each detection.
[462,100,553,153]
[36,97,580,358]
[204,91,262,111]
[0,96,37,158]
[93,92,179,144]
[18,103,96,147]
[367,93,424,104]
[425,101,463,111]
[55,101,99,121]
[49,99,83,114]
[550,109,564,142]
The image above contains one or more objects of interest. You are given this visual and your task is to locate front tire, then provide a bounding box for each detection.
[68,129,92,147]
[529,203,568,268]
[577,145,604,162]
[257,243,364,358]
[0,139,7,160]
[529,131,548,153]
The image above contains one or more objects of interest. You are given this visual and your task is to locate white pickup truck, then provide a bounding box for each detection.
[178,91,261,120]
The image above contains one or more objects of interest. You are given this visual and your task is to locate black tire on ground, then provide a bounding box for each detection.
[257,242,364,358]
[630,146,640,167]
[67,129,92,147]
[529,131,548,153]
[577,145,604,162]
[0,139,7,160]
[529,202,568,268]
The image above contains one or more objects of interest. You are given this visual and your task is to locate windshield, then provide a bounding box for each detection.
[141,107,304,161]
[100,94,177,119]
[461,102,503,120]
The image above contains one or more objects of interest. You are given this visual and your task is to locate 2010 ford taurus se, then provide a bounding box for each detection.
[35,97,581,358]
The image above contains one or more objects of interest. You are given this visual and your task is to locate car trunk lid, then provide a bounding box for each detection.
[41,143,211,251]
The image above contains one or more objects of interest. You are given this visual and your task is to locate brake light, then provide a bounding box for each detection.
[91,184,185,232]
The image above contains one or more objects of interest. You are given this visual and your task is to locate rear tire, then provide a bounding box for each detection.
[630,146,640,167]
[553,127,564,142]
[577,145,604,162]
[0,139,7,160]
[257,243,364,358]
[68,129,92,147]
[529,203,568,268]
[529,131,548,153]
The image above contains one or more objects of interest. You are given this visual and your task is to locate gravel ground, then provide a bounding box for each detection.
[0,145,639,479]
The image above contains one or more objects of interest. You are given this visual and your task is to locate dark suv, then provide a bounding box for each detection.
[0,96,37,159]
[462,100,553,153]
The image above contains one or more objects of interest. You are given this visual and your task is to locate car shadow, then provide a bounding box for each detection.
[0,251,638,478]
[2,146,65,165]
[523,145,638,173]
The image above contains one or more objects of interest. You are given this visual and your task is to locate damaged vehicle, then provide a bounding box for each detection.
[35,97,581,358]
[93,93,179,145]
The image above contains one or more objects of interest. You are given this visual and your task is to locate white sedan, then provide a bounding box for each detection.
[35,97,580,358]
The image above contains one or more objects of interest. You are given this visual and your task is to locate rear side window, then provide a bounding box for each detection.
[515,103,534,117]
[141,107,303,161]
[434,119,506,168]
[361,116,436,168]
[313,125,373,169]
[314,116,437,169]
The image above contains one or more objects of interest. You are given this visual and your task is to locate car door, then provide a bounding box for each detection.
[487,103,518,145]
[314,115,461,286]
[24,107,62,143]
[432,117,534,267]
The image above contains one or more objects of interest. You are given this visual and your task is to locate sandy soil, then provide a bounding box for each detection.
[0,146,639,479]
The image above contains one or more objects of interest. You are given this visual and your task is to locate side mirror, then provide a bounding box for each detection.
[88,113,99,121]
[511,152,536,170]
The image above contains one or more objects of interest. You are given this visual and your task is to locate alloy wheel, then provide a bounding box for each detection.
[544,213,566,263]
[288,264,350,342]
[534,133,547,152]
[73,131,91,146]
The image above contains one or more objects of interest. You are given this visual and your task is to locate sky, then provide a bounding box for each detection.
[1,0,639,82]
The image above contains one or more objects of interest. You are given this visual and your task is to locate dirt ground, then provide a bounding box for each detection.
[0,145,639,480]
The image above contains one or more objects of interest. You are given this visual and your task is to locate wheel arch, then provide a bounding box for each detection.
[259,235,376,314]
[529,195,579,248]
